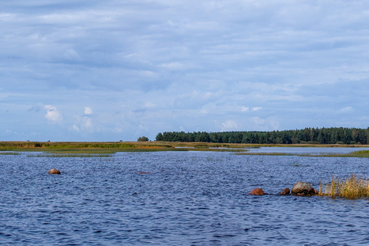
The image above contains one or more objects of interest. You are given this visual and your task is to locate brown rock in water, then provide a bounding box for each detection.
[139,172,151,175]
[249,188,265,195]
[280,188,290,195]
[48,169,61,174]
[291,182,315,196]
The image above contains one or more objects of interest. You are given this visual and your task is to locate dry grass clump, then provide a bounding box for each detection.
[319,175,369,199]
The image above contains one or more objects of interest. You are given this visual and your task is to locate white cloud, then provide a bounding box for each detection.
[339,106,353,113]
[2,1,369,141]
[84,107,93,115]
[44,105,63,123]
[221,120,238,131]
[200,108,208,114]
[143,102,156,109]
[72,124,79,131]
[241,106,249,112]
[132,102,156,114]
[241,106,262,113]
[82,117,93,130]
[269,119,280,130]
[63,48,80,60]
[251,117,265,126]
[113,127,122,133]
[159,62,186,70]
[252,107,262,112]
[70,113,95,133]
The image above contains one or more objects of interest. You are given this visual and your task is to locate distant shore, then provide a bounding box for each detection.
[1,141,369,157]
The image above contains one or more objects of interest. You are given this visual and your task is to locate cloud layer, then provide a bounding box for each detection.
[1,0,369,141]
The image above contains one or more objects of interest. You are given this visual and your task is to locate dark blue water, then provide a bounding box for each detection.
[1,151,369,245]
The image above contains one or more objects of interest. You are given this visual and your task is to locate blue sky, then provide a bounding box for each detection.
[1,0,369,141]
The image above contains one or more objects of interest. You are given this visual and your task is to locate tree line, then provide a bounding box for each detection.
[155,127,369,144]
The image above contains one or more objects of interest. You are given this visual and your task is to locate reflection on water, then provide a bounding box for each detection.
[1,151,369,245]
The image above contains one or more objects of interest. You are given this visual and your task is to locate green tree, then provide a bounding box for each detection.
[138,136,149,141]
[156,133,163,141]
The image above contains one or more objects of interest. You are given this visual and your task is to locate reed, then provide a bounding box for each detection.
[320,175,369,199]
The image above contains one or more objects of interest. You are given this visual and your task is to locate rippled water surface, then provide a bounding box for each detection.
[247,147,369,155]
[1,151,369,245]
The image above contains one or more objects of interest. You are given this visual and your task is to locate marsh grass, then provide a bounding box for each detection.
[0,152,20,155]
[28,153,114,158]
[236,152,291,156]
[299,151,369,158]
[320,175,369,199]
[346,150,369,158]
[1,141,369,155]
[0,141,253,153]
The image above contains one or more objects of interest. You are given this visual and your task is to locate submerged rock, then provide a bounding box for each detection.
[291,182,315,196]
[139,172,151,175]
[48,169,61,175]
[249,188,265,195]
[280,188,290,195]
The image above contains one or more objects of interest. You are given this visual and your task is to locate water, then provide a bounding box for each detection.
[1,150,369,245]
[247,147,369,155]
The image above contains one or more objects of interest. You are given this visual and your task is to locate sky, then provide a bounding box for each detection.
[1,0,369,141]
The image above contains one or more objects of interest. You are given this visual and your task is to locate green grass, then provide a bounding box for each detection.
[0,141,252,153]
[319,175,369,199]
[299,150,369,158]
[345,150,369,157]
[0,152,21,155]
[1,141,369,154]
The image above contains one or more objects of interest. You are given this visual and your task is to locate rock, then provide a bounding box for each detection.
[291,182,315,196]
[249,188,265,195]
[280,188,290,195]
[48,169,61,175]
[139,172,151,175]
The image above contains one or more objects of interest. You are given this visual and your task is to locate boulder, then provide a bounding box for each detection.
[249,188,265,195]
[280,188,290,195]
[48,169,61,175]
[291,182,315,196]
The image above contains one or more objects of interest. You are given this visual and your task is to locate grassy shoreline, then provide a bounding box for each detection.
[0,141,253,153]
[1,141,369,156]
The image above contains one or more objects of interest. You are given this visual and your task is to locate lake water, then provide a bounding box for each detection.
[1,149,369,245]
[247,147,369,155]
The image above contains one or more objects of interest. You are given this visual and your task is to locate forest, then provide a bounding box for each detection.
[155,127,369,145]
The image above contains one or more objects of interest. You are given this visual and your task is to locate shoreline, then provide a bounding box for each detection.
[1,141,369,157]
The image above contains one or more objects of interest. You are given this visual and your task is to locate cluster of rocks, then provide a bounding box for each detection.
[48,169,318,198]
[249,182,318,196]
